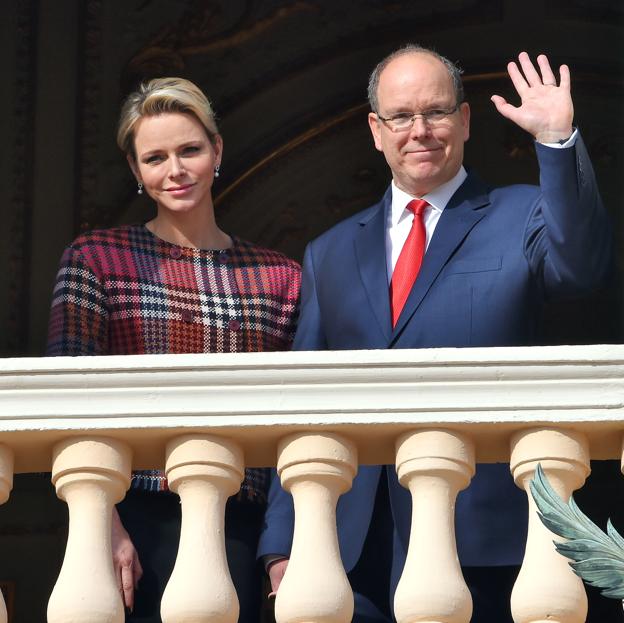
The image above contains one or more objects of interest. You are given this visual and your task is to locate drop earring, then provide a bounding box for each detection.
[214,165,220,178]
[137,182,143,195]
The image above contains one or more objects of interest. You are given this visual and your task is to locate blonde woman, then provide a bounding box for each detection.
[47,77,301,621]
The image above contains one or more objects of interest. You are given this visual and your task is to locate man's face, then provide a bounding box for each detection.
[368,52,470,197]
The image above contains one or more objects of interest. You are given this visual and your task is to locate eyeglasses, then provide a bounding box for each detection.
[376,104,460,132]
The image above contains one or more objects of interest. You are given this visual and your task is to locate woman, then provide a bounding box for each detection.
[47,77,301,622]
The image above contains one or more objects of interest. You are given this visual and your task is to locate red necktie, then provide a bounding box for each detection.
[390,199,428,327]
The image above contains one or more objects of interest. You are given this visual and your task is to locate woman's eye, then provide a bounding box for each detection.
[144,155,163,164]
[182,145,201,155]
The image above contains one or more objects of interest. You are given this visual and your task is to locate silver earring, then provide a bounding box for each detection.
[214,165,220,178]
[137,182,143,195]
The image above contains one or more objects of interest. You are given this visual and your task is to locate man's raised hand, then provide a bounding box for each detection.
[491,52,574,144]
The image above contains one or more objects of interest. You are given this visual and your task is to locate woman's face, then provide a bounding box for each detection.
[129,112,222,217]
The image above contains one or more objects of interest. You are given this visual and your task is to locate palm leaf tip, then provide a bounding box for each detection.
[530,463,624,600]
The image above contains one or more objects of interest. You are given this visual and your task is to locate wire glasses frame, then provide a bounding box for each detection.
[375,104,461,132]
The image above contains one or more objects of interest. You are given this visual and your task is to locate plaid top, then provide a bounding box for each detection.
[46,224,301,503]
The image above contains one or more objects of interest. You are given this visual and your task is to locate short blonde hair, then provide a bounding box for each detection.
[117,77,219,158]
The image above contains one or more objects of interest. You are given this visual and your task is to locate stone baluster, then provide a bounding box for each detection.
[274,432,357,623]
[47,436,131,623]
[160,435,244,623]
[510,427,590,623]
[0,444,14,623]
[394,429,475,623]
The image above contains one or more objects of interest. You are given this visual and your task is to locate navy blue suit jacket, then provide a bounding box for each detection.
[258,136,612,578]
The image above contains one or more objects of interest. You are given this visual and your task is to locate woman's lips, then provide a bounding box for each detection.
[165,183,195,195]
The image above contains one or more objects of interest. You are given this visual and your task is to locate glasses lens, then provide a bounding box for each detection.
[381,105,457,132]
[426,110,448,122]
[391,117,412,131]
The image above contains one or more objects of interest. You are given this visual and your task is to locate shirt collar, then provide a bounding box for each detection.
[390,166,468,226]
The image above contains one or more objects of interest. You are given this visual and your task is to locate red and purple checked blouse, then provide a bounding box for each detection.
[46,224,301,502]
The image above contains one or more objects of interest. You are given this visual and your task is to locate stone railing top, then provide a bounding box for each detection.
[1,344,623,470]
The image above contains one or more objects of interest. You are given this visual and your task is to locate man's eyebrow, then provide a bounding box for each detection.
[381,107,413,115]
[383,102,453,114]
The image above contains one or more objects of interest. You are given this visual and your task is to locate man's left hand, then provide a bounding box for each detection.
[491,52,574,144]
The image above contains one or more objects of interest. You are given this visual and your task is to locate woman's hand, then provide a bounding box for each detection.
[111,507,143,611]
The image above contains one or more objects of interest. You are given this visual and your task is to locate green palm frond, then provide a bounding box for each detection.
[530,463,624,599]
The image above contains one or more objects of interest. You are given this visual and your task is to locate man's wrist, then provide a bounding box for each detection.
[537,128,578,148]
[535,127,575,145]
[264,554,288,572]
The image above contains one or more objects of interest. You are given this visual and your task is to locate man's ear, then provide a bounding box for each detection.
[368,113,384,152]
[460,102,471,142]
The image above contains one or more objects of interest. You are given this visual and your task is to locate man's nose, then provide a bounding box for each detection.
[408,116,432,139]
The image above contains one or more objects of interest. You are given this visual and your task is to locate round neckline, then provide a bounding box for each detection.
[141,223,235,253]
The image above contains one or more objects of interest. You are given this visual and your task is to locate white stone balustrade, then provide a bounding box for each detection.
[394,429,475,623]
[161,435,244,623]
[510,428,590,623]
[274,432,357,623]
[0,345,623,623]
[47,436,131,623]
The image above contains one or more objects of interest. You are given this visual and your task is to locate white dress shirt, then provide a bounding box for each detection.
[386,167,467,281]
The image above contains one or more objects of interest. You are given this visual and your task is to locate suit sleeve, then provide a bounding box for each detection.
[292,242,328,351]
[524,133,613,298]
[256,468,295,559]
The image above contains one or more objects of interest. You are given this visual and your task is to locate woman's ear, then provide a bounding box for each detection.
[212,134,224,169]
[127,154,141,183]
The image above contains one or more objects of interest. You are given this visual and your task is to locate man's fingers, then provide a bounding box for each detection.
[518,51,542,87]
[506,61,528,95]
[536,54,557,86]
[558,64,571,91]
[490,94,518,122]
[267,558,288,595]
[490,94,508,109]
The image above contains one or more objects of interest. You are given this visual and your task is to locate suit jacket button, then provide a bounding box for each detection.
[170,247,182,259]
[181,310,193,322]
[228,319,241,331]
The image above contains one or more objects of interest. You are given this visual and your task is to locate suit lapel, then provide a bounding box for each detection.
[354,189,392,343]
[391,174,491,341]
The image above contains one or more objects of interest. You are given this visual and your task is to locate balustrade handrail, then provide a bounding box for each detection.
[0,344,623,471]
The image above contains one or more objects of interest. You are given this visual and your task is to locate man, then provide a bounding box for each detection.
[259,45,612,622]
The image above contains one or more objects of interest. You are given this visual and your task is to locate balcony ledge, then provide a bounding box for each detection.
[1,344,623,471]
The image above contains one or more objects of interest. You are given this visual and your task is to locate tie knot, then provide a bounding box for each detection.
[407,199,428,217]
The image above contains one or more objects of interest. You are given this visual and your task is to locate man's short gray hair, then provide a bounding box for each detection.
[367,44,464,113]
